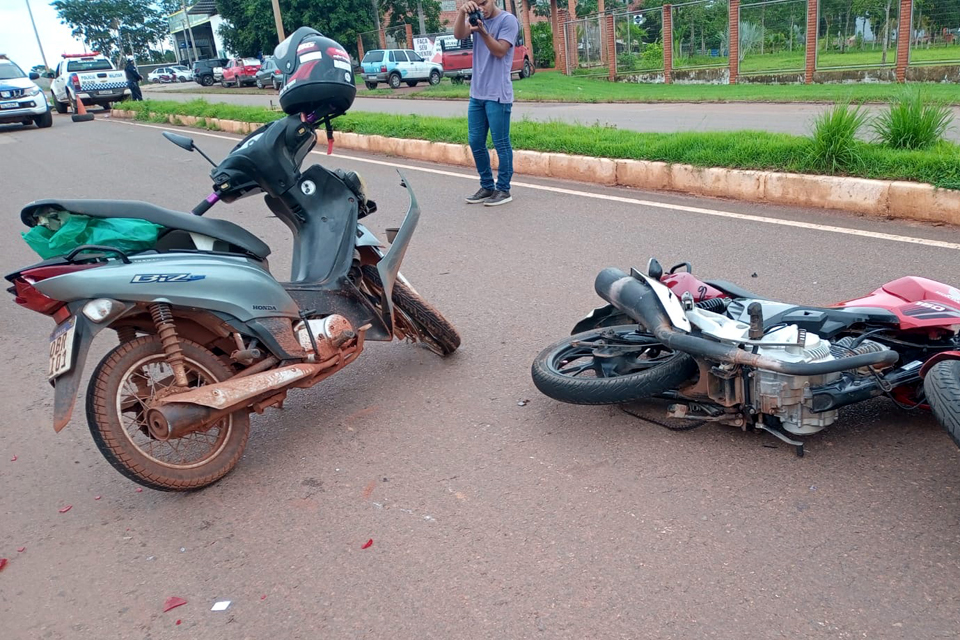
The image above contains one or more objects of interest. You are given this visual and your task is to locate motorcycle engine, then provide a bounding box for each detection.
[751,325,840,435]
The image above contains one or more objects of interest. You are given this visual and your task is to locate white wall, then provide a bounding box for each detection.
[210,15,230,58]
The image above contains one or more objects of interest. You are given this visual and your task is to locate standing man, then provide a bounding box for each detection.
[124,57,143,101]
[454,0,519,207]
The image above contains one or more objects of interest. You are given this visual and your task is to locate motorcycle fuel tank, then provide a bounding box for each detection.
[33,253,300,322]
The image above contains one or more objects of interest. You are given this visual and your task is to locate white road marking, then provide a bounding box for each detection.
[108,119,960,251]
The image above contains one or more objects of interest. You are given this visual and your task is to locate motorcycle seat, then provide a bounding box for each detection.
[704,279,767,300]
[21,199,271,260]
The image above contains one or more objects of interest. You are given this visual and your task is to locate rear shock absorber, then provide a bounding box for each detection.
[149,303,189,388]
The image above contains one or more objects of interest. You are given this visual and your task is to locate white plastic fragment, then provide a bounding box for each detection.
[211,601,231,611]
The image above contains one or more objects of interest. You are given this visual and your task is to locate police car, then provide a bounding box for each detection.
[0,55,52,128]
[50,52,130,114]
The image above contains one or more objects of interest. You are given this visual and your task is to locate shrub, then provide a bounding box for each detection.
[808,102,868,173]
[871,90,955,150]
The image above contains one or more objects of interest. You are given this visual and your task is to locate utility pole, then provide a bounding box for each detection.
[271,0,285,42]
[180,0,198,63]
[24,0,49,70]
[416,0,426,35]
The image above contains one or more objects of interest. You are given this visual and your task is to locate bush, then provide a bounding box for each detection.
[871,90,955,150]
[532,22,555,68]
[808,102,868,174]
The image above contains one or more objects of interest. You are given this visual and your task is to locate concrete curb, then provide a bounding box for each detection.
[113,109,960,226]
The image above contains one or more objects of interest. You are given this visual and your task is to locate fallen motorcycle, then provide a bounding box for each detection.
[532,258,960,456]
[6,28,460,490]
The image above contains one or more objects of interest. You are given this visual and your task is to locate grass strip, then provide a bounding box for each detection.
[124,98,960,190]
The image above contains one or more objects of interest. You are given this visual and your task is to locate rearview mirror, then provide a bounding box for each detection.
[29,72,39,80]
[162,131,195,152]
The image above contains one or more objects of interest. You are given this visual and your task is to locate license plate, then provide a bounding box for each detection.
[48,317,76,380]
[0,101,17,109]
[365,74,377,79]
[98,90,114,95]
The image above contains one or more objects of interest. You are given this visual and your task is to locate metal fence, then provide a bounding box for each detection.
[738,0,807,74]
[359,29,383,56]
[564,15,608,76]
[817,0,900,68]
[672,0,730,69]
[384,26,409,49]
[614,8,665,73]
[910,0,960,66]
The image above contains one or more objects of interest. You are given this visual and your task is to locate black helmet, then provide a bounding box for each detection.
[273,27,356,119]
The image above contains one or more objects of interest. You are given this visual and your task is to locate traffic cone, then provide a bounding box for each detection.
[71,94,94,123]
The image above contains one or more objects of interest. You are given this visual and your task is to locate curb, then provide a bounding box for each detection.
[112,109,960,226]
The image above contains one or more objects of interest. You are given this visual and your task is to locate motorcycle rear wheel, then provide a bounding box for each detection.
[532,326,697,405]
[923,360,960,448]
[85,336,250,491]
[360,265,461,356]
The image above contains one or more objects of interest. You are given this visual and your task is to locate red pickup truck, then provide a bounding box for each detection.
[221,57,262,88]
[438,36,534,85]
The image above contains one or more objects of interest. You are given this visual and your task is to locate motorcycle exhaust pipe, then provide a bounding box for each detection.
[594,268,899,376]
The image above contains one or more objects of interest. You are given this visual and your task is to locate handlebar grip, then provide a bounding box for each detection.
[192,198,214,216]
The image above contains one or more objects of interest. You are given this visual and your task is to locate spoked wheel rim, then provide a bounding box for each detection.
[546,327,681,381]
[115,354,232,469]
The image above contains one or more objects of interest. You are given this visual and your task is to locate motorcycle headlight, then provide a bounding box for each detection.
[25,86,41,97]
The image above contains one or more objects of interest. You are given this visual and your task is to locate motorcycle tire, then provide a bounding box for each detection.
[360,265,460,356]
[531,326,698,405]
[923,360,960,448]
[85,336,250,491]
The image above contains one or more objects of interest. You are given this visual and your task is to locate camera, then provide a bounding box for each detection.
[468,9,483,26]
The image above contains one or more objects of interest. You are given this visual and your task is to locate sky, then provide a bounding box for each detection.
[0,0,90,69]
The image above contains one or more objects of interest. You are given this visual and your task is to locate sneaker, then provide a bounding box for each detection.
[465,188,495,204]
[483,190,513,207]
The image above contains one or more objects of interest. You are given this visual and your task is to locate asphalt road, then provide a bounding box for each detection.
[142,83,960,140]
[3,113,960,639]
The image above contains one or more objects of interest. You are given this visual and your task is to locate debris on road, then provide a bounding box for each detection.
[163,597,187,612]
[261,594,267,600]
[58,505,72,513]
[136,488,143,493]
[10,455,16,461]
[361,539,374,549]
[517,399,530,406]
[94,496,102,500]
[17,547,25,553]
[0,558,7,572]
[176,620,181,626]
[211,600,231,611]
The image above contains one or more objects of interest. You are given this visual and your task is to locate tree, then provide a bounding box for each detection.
[215,0,376,58]
[380,0,443,32]
[52,0,169,62]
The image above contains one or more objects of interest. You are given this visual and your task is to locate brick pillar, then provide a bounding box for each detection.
[567,0,579,69]
[557,8,570,74]
[405,23,414,49]
[550,0,561,70]
[663,4,673,84]
[607,14,616,80]
[357,35,365,62]
[378,29,386,49]
[521,0,534,67]
[728,0,739,84]
[804,0,817,83]
[895,0,913,82]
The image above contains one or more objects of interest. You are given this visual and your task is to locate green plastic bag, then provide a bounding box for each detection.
[22,212,165,260]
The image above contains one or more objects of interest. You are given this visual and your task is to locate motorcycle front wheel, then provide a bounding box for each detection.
[85,336,250,491]
[360,265,461,356]
[532,326,697,405]
[923,360,960,448]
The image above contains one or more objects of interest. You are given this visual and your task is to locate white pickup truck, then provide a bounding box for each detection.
[50,53,130,114]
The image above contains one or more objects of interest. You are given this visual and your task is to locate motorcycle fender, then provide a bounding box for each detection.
[572,304,625,335]
[376,171,420,334]
[52,302,134,432]
[919,351,960,378]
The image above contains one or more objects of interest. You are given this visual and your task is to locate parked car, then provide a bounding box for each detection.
[148,66,192,83]
[49,52,130,113]
[192,57,229,86]
[254,57,282,90]
[360,49,443,89]
[0,54,52,128]
[439,36,533,84]
[221,57,262,88]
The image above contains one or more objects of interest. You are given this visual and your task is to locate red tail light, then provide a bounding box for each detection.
[380,65,387,73]
[8,263,102,316]
[274,69,281,75]
[70,73,81,91]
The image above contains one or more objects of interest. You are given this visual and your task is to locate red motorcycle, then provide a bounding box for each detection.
[532,258,960,456]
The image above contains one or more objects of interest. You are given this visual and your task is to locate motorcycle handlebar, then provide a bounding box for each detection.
[192,193,219,216]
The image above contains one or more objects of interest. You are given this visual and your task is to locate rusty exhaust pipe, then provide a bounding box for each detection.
[594,268,898,376]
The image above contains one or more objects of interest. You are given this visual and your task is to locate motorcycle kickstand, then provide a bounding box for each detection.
[756,422,805,458]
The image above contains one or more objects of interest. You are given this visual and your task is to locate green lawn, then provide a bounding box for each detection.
[909,43,960,65]
[739,51,807,73]
[122,98,960,190]
[412,71,960,104]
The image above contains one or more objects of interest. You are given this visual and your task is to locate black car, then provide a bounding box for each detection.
[192,58,230,86]
[254,57,283,90]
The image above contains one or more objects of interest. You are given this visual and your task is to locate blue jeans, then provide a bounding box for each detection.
[468,98,513,193]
